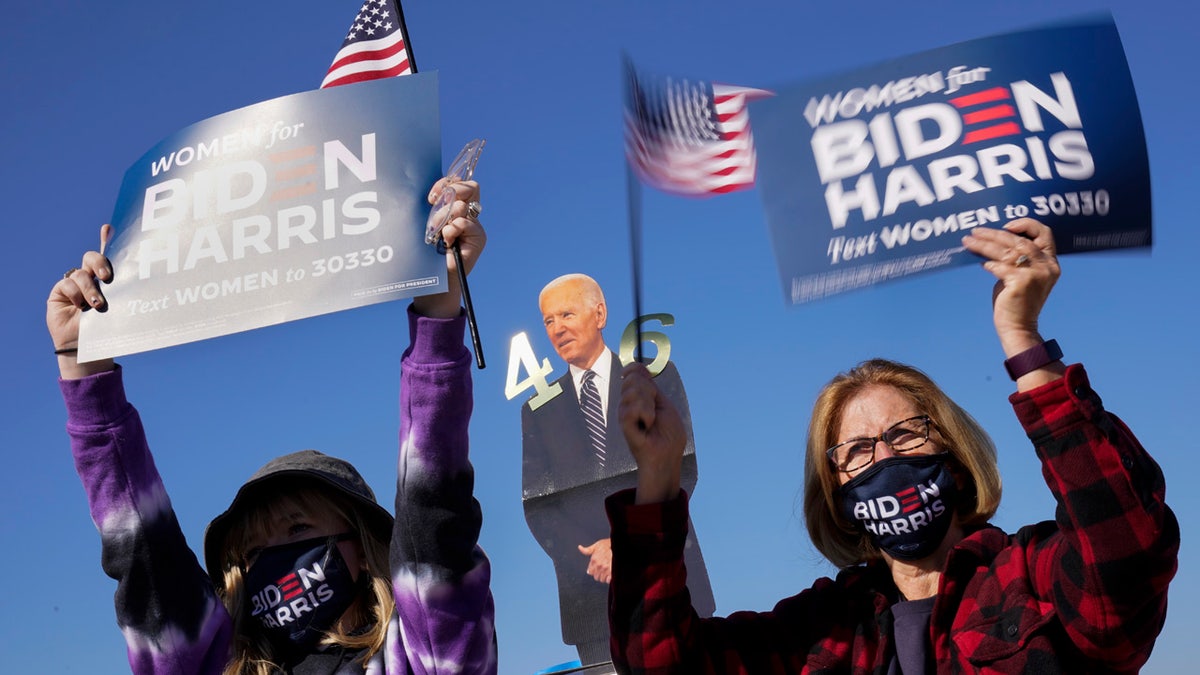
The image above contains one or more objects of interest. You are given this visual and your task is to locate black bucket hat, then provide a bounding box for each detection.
[203,450,393,590]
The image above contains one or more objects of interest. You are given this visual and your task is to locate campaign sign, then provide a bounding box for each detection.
[79,73,442,361]
[750,18,1151,304]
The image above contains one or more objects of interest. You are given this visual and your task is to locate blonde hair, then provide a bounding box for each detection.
[802,359,1002,568]
[216,481,394,674]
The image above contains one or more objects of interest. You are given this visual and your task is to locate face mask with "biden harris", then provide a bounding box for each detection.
[838,453,958,560]
[244,533,360,651]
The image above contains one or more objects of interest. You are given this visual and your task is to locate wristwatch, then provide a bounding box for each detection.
[1004,339,1062,380]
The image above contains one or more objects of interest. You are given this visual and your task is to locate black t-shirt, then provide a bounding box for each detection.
[888,596,936,675]
[286,643,368,674]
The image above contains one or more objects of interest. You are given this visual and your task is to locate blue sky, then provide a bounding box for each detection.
[2,1,1195,673]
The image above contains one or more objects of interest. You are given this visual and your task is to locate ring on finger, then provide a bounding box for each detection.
[467,201,482,218]
[1014,254,1031,267]
[63,267,79,279]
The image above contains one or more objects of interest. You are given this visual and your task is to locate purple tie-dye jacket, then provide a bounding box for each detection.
[61,308,498,674]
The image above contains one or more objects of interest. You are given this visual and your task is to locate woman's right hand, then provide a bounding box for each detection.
[414,177,487,319]
[47,233,116,378]
[619,363,685,504]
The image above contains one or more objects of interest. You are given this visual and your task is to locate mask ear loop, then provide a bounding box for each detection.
[341,531,375,634]
[928,420,969,499]
[939,452,974,514]
[332,531,370,573]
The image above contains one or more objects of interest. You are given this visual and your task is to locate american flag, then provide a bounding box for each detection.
[321,0,414,89]
[625,65,772,196]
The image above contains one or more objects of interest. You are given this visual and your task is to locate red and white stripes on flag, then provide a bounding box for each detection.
[321,0,414,89]
[625,67,772,196]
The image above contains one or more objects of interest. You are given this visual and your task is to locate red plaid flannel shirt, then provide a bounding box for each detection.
[608,364,1178,674]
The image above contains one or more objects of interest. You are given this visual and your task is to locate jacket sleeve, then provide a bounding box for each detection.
[608,488,711,674]
[1012,363,1179,670]
[389,307,497,674]
[607,489,856,674]
[62,367,233,675]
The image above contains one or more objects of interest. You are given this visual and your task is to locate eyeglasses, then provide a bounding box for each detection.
[424,138,485,246]
[826,415,934,473]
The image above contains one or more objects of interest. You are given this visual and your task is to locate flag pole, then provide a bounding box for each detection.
[406,10,485,369]
[393,1,418,74]
[623,54,644,365]
[626,161,644,366]
[450,241,485,369]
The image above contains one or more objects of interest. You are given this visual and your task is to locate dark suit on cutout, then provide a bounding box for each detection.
[522,351,714,663]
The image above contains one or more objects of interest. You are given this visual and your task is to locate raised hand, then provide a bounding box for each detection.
[47,226,116,378]
[620,362,686,504]
[414,178,486,319]
[962,218,1064,388]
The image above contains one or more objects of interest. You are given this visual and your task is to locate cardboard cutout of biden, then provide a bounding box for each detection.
[513,273,715,667]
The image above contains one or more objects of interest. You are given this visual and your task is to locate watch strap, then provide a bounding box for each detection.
[1004,339,1062,380]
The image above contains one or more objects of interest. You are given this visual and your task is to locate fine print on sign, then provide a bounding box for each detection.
[750,17,1151,304]
[79,74,443,361]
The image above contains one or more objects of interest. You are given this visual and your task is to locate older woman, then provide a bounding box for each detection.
[608,219,1178,673]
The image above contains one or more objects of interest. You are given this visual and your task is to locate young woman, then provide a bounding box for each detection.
[49,177,496,675]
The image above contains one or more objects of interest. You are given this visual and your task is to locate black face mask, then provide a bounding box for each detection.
[838,453,958,560]
[244,533,360,652]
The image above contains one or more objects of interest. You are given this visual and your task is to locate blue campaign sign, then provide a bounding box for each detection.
[79,73,443,361]
[749,17,1151,304]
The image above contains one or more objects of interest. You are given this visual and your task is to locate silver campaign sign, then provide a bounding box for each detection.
[79,73,443,361]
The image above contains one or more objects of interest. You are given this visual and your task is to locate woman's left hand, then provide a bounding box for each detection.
[961,218,1060,357]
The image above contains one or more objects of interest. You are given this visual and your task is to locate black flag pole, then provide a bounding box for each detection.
[406,13,485,369]
[454,245,485,368]
[627,162,645,366]
[393,0,418,74]
[624,55,645,365]
[624,56,650,433]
